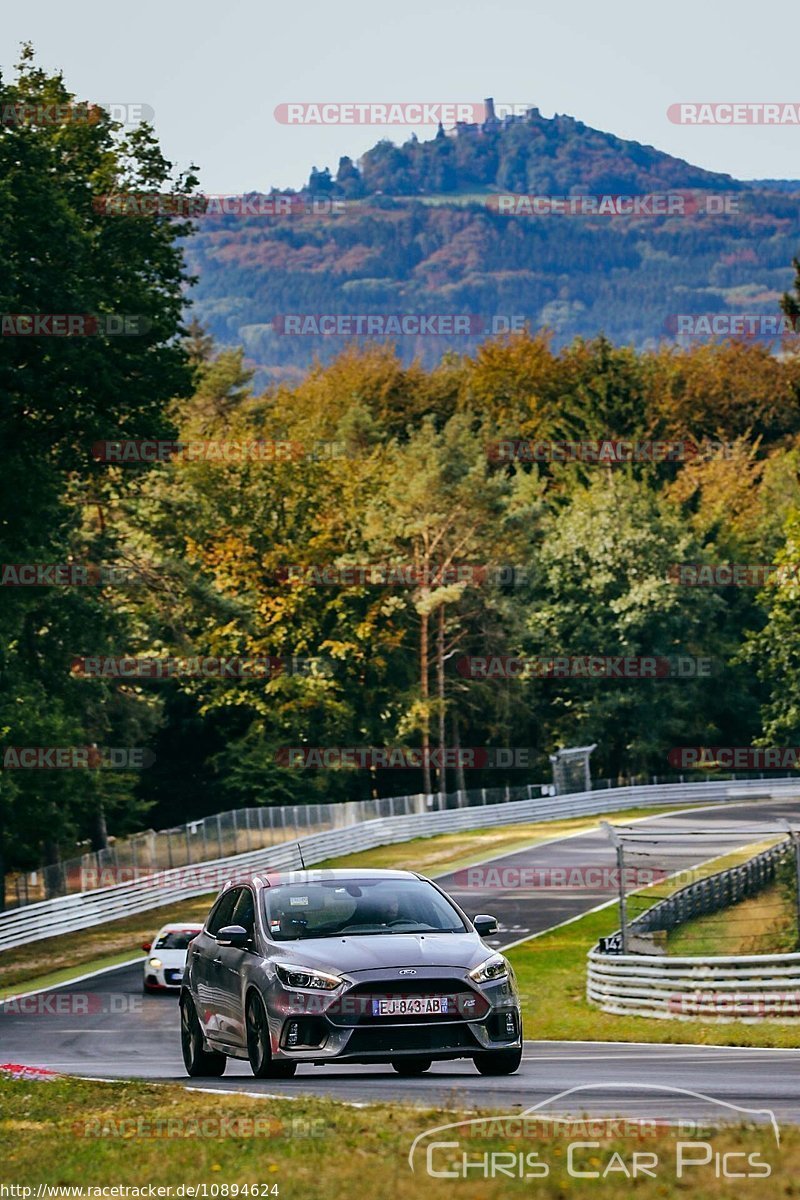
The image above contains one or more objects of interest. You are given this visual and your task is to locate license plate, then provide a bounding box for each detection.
[372,997,449,1016]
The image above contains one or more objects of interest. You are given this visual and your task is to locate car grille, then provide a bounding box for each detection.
[344,1024,481,1055]
[164,969,183,985]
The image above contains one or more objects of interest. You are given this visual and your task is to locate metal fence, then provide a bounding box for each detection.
[7,783,543,909]
[629,841,791,937]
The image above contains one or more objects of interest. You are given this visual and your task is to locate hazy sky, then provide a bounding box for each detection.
[3,0,799,193]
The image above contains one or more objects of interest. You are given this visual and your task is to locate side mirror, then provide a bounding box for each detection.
[473,914,499,937]
[141,941,152,952]
[216,924,250,948]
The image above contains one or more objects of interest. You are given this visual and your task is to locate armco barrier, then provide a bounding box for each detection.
[2,776,799,952]
[587,948,800,1021]
[588,831,800,1021]
[628,840,790,935]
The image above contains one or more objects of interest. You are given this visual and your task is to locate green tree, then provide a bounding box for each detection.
[0,48,198,900]
[362,413,538,793]
[520,474,735,776]
[742,512,800,743]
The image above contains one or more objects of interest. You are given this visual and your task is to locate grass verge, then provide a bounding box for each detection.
[0,1073,791,1197]
[667,880,798,957]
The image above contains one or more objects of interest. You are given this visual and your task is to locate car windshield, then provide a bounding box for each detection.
[262,878,467,941]
[154,931,198,950]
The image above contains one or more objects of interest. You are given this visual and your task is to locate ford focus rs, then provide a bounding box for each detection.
[180,869,522,1079]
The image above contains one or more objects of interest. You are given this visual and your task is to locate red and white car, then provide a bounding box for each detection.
[142,923,203,993]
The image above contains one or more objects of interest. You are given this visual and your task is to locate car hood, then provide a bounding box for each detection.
[269,931,494,975]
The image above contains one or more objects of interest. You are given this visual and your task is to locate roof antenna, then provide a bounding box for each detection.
[297,841,306,869]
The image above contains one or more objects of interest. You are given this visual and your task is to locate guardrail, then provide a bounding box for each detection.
[629,840,790,936]
[2,774,799,953]
[588,833,800,1021]
[587,949,800,1021]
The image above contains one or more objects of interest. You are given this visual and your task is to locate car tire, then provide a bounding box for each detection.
[246,992,298,1079]
[474,1046,522,1075]
[180,992,226,1077]
[391,1057,433,1076]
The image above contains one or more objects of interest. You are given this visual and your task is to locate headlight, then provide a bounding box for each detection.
[469,954,508,985]
[148,957,163,969]
[275,963,343,991]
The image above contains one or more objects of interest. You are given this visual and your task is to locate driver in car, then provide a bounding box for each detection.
[357,894,401,926]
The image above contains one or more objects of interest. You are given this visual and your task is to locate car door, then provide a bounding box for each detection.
[196,888,240,1044]
[213,886,257,1047]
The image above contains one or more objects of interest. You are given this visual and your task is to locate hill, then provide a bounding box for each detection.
[348,106,744,197]
[182,105,800,384]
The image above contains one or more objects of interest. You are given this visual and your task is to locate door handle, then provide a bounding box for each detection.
[213,957,223,966]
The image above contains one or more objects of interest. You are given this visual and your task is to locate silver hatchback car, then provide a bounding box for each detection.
[180,868,522,1079]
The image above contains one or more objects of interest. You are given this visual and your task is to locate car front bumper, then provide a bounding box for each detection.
[144,966,185,990]
[266,967,521,1063]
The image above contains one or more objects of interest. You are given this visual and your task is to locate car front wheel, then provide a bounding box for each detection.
[474,1046,522,1075]
[180,992,226,1077]
[246,992,297,1079]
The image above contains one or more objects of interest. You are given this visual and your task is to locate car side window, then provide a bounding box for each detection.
[231,888,256,942]
[207,888,240,935]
